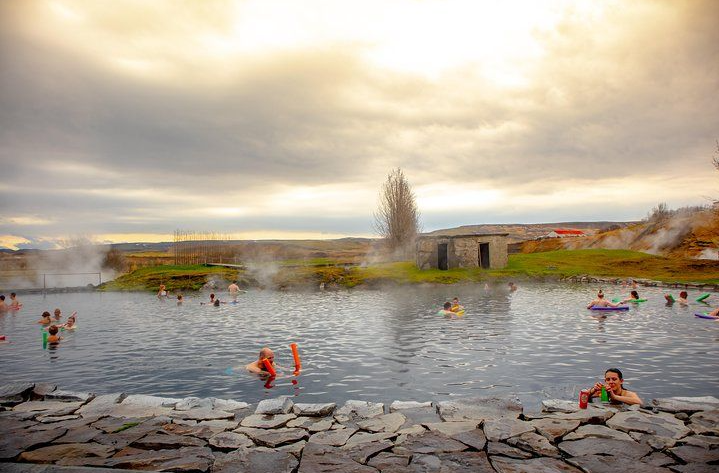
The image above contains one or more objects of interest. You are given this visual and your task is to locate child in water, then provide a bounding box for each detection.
[38,311,52,324]
[53,308,62,321]
[46,325,61,344]
[177,294,183,306]
[450,297,464,312]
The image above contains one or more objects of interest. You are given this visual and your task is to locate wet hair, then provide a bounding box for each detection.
[443,302,452,309]
[630,290,639,299]
[605,368,624,381]
[177,294,183,300]
[213,299,220,306]
[54,308,61,315]
[597,292,604,299]
[42,311,51,318]
[452,297,459,302]
[0,295,4,301]
[679,291,688,299]
[10,293,16,297]
[210,293,215,299]
[48,325,59,335]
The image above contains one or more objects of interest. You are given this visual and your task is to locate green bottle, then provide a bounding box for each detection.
[600,386,609,402]
[42,329,48,349]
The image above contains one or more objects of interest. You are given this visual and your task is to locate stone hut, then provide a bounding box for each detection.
[415,233,509,270]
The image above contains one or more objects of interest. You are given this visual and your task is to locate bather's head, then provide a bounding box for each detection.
[604,368,624,391]
[259,347,275,363]
[630,290,639,299]
[48,325,59,335]
[443,302,452,310]
[679,291,688,299]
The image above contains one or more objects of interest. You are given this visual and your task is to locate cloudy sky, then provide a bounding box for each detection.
[1,0,717,249]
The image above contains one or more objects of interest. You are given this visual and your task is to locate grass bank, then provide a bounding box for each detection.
[100,249,719,292]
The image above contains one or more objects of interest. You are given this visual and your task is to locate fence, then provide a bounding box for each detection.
[173,230,236,265]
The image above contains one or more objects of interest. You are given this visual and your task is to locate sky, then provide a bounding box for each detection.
[0,0,718,249]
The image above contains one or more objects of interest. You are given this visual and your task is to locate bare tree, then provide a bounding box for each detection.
[374,168,421,256]
[713,140,719,172]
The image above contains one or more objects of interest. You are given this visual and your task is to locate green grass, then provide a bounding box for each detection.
[100,249,719,292]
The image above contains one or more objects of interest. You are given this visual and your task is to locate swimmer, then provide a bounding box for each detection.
[450,297,464,312]
[213,298,221,307]
[484,283,490,291]
[587,368,642,405]
[157,284,168,298]
[708,307,719,318]
[246,347,276,376]
[62,313,77,330]
[677,291,688,304]
[53,308,62,321]
[38,311,52,325]
[0,295,7,313]
[228,281,242,301]
[9,293,22,309]
[438,302,456,316]
[587,290,619,309]
[508,282,517,292]
[46,325,61,345]
[177,294,183,306]
[620,290,641,304]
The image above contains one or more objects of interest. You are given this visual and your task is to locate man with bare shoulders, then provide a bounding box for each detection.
[9,293,21,309]
[587,290,619,309]
[0,295,7,313]
[246,347,276,375]
[228,281,241,301]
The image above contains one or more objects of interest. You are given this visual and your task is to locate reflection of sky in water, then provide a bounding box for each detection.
[0,284,717,410]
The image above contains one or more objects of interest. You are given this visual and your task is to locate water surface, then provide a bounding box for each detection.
[1,283,717,410]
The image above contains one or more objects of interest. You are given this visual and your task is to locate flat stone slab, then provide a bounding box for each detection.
[211,398,250,411]
[424,421,478,436]
[389,401,432,411]
[131,433,207,449]
[451,428,487,451]
[436,396,523,422]
[19,442,115,463]
[356,412,405,433]
[669,445,719,464]
[307,427,358,446]
[566,454,675,473]
[484,418,535,441]
[43,390,95,403]
[240,413,296,429]
[170,407,235,421]
[0,383,35,405]
[235,427,308,448]
[77,393,125,417]
[563,424,634,441]
[103,446,214,472]
[417,451,495,473]
[530,418,580,442]
[397,406,442,427]
[491,456,583,473]
[0,426,68,460]
[558,437,652,459]
[683,434,719,449]
[344,432,397,447]
[108,395,178,418]
[55,426,103,444]
[487,441,533,459]
[507,431,560,458]
[208,431,254,450]
[32,384,57,397]
[606,410,691,439]
[162,423,216,439]
[256,397,293,415]
[12,401,84,416]
[213,447,298,473]
[367,452,410,470]
[651,396,719,413]
[335,400,385,421]
[688,410,719,435]
[298,442,378,473]
[396,430,468,454]
[293,402,336,417]
[342,438,394,464]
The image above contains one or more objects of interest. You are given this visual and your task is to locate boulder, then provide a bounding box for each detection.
[256,397,293,415]
[436,396,522,422]
[293,403,336,417]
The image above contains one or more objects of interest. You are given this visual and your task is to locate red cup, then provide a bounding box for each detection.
[579,390,589,409]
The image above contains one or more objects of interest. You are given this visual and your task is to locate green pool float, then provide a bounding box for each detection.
[696,293,710,302]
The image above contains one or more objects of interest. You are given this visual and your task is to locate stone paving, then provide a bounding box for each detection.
[1,383,718,472]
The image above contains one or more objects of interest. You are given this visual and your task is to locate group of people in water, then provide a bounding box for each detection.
[157,281,246,306]
[586,287,718,318]
[0,292,22,313]
[37,308,77,346]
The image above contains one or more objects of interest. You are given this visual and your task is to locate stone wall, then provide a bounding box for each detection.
[416,235,508,270]
[2,382,717,472]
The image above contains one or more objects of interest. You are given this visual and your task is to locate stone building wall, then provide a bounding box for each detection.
[415,234,508,270]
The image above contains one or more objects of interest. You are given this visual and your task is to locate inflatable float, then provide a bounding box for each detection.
[611,298,646,303]
[696,293,710,302]
[695,312,718,320]
[589,306,630,311]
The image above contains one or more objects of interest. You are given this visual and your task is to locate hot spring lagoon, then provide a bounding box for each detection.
[1,283,717,408]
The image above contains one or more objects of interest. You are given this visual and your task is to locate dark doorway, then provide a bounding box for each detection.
[437,243,448,270]
[479,243,490,269]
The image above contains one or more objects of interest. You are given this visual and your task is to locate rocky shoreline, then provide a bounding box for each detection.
[1,383,718,472]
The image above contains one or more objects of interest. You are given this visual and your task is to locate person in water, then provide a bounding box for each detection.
[707,307,719,318]
[177,294,183,305]
[38,311,52,324]
[677,291,689,304]
[620,290,641,304]
[587,290,619,309]
[450,297,464,312]
[588,368,642,405]
[246,347,276,375]
[438,301,456,316]
[53,308,62,321]
[9,293,21,309]
[46,325,61,345]
[228,281,242,301]
[508,282,518,292]
[0,295,7,313]
[157,284,168,298]
[62,313,77,330]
